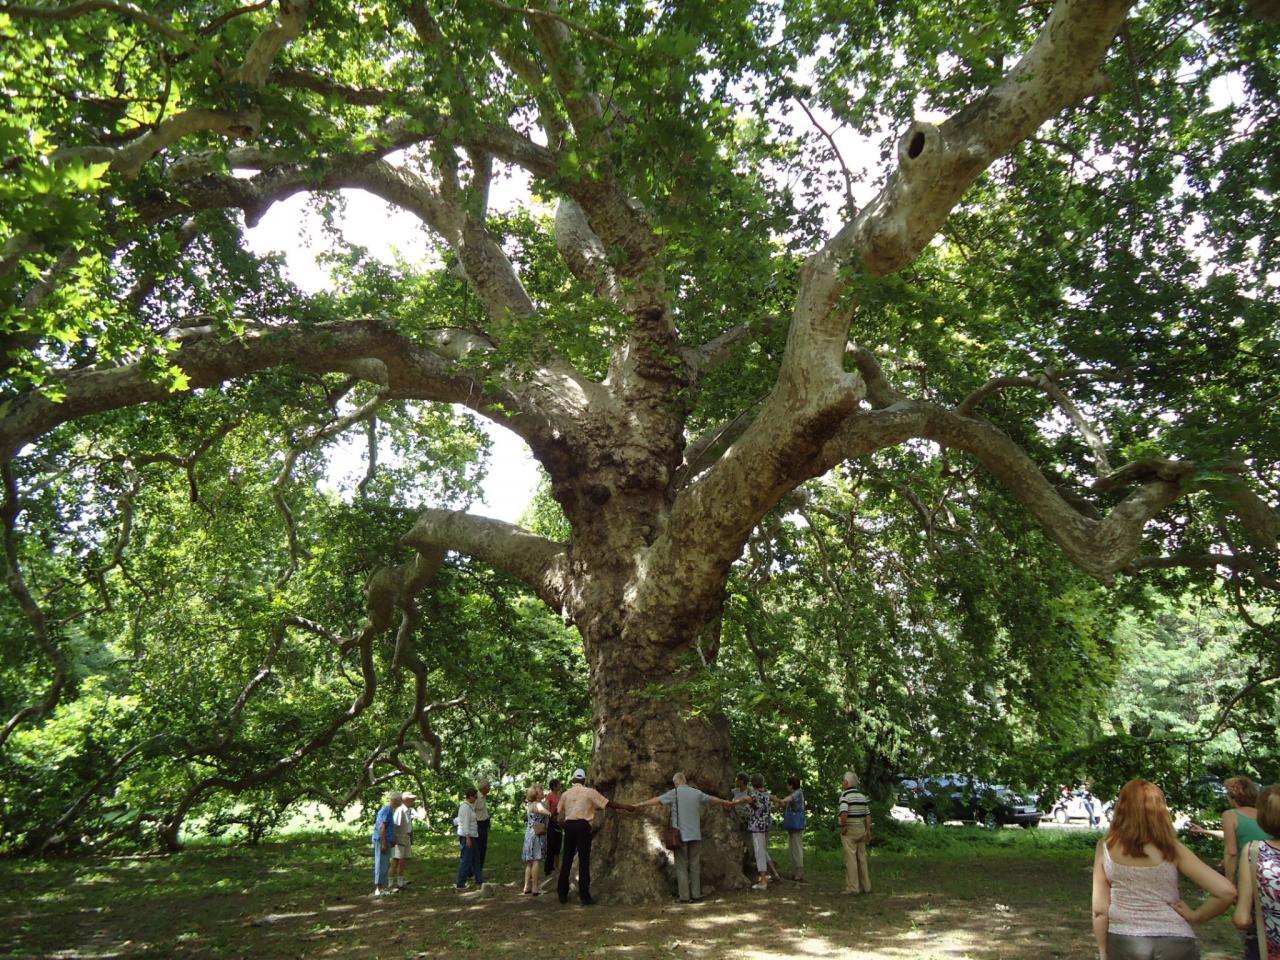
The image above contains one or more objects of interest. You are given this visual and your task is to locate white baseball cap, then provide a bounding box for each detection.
[572,768,587,782]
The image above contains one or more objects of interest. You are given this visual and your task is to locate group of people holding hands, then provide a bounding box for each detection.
[1092,775,1279,960]
[370,767,875,905]
[368,766,1280,960]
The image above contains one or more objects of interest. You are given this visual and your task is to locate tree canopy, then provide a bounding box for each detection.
[0,0,1277,893]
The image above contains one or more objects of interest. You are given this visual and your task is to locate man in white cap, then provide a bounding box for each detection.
[389,791,416,890]
[371,791,401,896]
[556,768,635,906]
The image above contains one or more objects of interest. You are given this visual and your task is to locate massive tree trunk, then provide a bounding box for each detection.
[583,616,745,904]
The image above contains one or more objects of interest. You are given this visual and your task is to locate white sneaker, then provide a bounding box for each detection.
[751,883,768,891]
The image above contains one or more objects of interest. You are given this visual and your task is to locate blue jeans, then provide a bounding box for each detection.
[456,836,480,887]
[373,843,391,888]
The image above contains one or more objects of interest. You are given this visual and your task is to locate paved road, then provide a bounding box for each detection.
[1037,818,1105,831]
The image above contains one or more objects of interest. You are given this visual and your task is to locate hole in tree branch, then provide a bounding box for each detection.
[906,130,927,159]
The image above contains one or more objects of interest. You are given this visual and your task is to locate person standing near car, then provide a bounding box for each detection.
[1081,782,1099,829]
[839,771,872,894]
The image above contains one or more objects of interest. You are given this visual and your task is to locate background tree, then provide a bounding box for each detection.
[1,0,1276,900]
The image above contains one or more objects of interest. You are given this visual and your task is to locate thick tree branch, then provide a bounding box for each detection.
[715,0,1134,529]
[1122,552,1280,591]
[403,509,570,611]
[234,0,311,87]
[554,198,622,303]
[663,388,1274,620]
[0,1,210,58]
[266,67,389,105]
[0,319,542,462]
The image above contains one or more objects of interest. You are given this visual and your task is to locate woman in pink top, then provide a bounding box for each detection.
[1092,779,1235,960]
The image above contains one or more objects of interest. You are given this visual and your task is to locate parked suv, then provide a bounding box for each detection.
[898,774,1042,828]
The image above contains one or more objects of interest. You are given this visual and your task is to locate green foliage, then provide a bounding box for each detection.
[0,0,1276,859]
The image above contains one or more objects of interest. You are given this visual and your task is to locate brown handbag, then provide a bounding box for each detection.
[664,825,682,850]
[663,787,683,850]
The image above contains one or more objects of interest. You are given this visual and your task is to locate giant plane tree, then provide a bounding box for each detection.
[1,0,1277,901]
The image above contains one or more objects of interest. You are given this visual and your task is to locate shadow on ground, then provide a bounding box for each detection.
[0,833,1244,959]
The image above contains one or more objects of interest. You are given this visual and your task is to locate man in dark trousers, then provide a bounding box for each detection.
[544,778,564,875]
[473,778,492,882]
[556,768,634,905]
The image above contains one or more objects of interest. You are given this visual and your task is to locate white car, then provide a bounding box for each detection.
[1050,790,1111,826]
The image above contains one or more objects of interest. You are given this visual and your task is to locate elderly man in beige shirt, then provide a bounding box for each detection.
[556,768,635,905]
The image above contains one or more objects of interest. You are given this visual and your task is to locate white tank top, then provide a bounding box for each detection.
[1102,842,1196,939]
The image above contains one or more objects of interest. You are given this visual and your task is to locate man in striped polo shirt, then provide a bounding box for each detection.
[838,772,872,894]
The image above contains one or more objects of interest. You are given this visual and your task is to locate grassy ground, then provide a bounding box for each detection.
[0,826,1246,960]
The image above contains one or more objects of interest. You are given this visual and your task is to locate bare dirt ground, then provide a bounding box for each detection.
[0,832,1245,959]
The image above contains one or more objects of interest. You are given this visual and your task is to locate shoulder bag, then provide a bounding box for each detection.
[1246,841,1268,958]
[664,786,683,851]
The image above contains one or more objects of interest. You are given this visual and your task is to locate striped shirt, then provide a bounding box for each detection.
[839,788,870,820]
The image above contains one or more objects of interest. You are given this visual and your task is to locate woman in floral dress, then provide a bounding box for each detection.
[1234,784,1280,960]
[522,784,552,894]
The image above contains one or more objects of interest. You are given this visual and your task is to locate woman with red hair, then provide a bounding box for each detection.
[1092,779,1236,959]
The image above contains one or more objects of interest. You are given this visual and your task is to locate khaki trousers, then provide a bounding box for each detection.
[787,830,804,872]
[842,822,870,893]
[674,840,702,901]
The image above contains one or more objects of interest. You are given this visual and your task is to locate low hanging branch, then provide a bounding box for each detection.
[156,611,376,850]
[155,542,454,849]
[0,464,68,750]
[36,735,166,853]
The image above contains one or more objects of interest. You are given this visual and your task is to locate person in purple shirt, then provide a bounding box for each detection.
[371,791,401,897]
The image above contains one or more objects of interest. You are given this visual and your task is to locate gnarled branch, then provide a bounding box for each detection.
[403,509,570,612]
